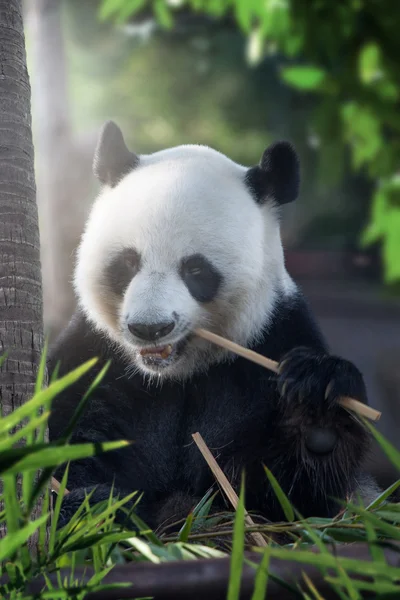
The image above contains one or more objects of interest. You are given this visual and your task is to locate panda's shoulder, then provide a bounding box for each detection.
[251,286,328,360]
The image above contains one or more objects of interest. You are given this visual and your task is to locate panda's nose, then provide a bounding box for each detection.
[128,321,175,342]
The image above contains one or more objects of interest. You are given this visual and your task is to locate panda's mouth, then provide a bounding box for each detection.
[137,336,189,369]
[140,344,174,360]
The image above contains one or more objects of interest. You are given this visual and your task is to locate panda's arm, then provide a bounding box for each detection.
[241,291,372,519]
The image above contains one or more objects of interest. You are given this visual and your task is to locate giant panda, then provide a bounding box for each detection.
[48,121,378,531]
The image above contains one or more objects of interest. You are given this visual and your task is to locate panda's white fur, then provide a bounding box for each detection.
[74,144,296,379]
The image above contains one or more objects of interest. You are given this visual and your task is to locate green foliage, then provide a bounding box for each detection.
[98,0,400,285]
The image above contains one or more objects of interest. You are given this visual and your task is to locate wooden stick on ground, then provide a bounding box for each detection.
[192,432,267,547]
[195,328,381,423]
[51,476,69,495]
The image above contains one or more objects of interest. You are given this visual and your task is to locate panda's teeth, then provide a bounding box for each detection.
[160,344,173,359]
[140,344,173,359]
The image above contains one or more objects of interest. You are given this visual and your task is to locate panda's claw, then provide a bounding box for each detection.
[276,347,367,414]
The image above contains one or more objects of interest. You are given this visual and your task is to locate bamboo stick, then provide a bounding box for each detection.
[192,432,267,547]
[51,476,69,495]
[195,328,381,422]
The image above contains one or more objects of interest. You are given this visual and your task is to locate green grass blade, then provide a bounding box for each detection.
[0,515,49,562]
[0,411,50,452]
[38,486,51,557]
[126,537,161,563]
[49,360,61,383]
[366,479,400,511]
[3,474,21,535]
[1,440,131,476]
[263,546,400,580]
[35,338,49,396]
[178,512,194,542]
[227,474,246,600]
[263,466,295,522]
[0,358,98,437]
[58,361,111,444]
[251,547,270,600]
[49,464,70,554]
[346,501,400,541]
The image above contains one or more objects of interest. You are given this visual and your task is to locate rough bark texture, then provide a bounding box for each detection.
[28,0,97,342]
[0,0,45,549]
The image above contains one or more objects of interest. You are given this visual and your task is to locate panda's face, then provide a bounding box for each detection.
[75,129,298,380]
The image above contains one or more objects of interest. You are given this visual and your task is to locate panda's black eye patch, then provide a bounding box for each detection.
[104,248,141,296]
[180,254,222,303]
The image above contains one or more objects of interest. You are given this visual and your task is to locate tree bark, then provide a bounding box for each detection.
[0,0,45,551]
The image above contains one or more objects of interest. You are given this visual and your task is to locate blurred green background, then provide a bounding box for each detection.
[32,0,400,283]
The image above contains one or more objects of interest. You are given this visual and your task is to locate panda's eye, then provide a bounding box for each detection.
[104,248,141,296]
[180,254,222,303]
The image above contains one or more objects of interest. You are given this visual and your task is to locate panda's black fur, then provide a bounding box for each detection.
[48,121,377,531]
[49,292,375,530]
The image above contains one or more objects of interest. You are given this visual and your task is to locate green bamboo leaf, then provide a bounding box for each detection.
[3,475,21,563]
[264,546,400,579]
[263,466,295,522]
[61,530,141,553]
[38,487,50,553]
[59,360,111,444]
[364,519,386,569]
[227,475,245,600]
[127,508,163,546]
[366,479,400,511]
[334,562,362,600]
[251,547,270,600]
[0,412,49,452]
[0,515,49,562]
[181,543,225,559]
[0,358,98,437]
[59,491,138,551]
[325,577,400,595]
[35,339,49,395]
[49,464,70,554]
[324,527,367,543]
[346,502,400,541]
[1,440,130,476]
[178,512,194,542]
[126,537,161,563]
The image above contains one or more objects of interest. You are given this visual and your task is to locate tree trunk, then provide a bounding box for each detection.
[0,0,45,551]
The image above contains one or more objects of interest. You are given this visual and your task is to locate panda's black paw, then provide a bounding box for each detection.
[277,346,367,414]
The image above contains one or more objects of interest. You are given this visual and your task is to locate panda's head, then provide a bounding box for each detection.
[74,121,299,380]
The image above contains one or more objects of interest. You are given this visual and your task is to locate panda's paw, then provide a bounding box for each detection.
[277,346,367,413]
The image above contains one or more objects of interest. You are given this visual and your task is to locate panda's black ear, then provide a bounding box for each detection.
[93,121,139,187]
[245,141,300,206]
